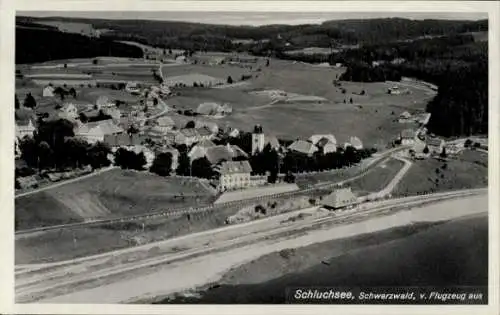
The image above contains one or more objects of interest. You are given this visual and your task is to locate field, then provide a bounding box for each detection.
[161,64,254,82]
[15,169,216,231]
[163,58,433,146]
[348,158,405,196]
[393,150,488,197]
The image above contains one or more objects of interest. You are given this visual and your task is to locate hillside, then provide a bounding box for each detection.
[16,25,144,64]
[17,16,487,50]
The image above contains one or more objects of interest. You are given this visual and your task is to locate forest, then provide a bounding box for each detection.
[16,26,144,64]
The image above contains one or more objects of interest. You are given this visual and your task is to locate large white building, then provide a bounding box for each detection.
[216,160,253,192]
[75,119,124,143]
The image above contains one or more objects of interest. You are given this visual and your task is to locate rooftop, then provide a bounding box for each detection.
[217,160,252,175]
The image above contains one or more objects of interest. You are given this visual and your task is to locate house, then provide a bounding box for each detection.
[75,119,124,143]
[228,127,240,138]
[42,85,55,97]
[398,111,412,123]
[196,127,215,142]
[103,133,145,149]
[322,187,357,210]
[309,134,337,146]
[125,82,141,95]
[189,144,248,165]
[60,103,79,119]
[195,120,219,134]
[176,128,199,147]
[347,136,363,150]
[176,55,187,63]
[215,160,253,192]
[400,129,416,145]
[103,108,121,121]
[288,140,318,156]
[426,137,445,154]
[96,95,115,109]
[445,143,462,155]
[15,119,36,139]
[316,137,337,154]
[155,116,176,132]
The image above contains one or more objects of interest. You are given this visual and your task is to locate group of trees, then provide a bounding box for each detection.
[114,148,147,170]
[339,62,402,82]
[16,25,143,64]
[281,146,376,174]
[17,93,36,109]
[18,119,111,172]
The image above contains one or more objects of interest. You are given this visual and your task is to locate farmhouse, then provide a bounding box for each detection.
[316,137,337,154]
[426,137,445,154]
[444,143,462,155]
[322,187,357,210]
[195,120,219,134]
[400,129,416,145]
[189,143,248,165]
[345,136,363,150]
[215,160,252,192]
[75,119,124,143]
[42,85,55,97]
[309,134,337,146]
[288,140,318,156]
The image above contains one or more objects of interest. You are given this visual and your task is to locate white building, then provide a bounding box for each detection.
[75,119,124,143]
[216,160,253,192]
[322,187,357,209]
[309,134,337,146]
[349,136,363,150]
[426,138,445,155]
[400,129,416,145]
[288,140,318,156]
[42,85,55,97]
[316,137,337,154]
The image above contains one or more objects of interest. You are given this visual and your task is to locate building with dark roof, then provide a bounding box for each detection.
[322,187,358,210]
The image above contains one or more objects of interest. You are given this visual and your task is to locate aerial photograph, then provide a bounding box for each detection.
[14,10,488,304]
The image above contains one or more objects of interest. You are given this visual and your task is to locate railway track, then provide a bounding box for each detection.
[15,146,410,236]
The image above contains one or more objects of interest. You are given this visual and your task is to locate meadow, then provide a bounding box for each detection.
[15,169,216,231]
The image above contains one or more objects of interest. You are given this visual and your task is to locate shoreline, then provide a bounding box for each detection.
[155,212,487,304]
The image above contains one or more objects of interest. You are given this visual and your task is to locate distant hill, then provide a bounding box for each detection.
[16,25,144,64]
[16,16,488,51]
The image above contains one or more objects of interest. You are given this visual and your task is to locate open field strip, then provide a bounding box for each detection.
[16,189,486,303]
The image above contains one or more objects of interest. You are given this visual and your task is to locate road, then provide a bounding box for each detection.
[15,188,486,303]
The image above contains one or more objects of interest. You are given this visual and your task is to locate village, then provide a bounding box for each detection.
[14,49,488,211]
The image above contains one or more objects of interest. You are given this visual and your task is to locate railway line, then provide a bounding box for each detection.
[15,188,486,303]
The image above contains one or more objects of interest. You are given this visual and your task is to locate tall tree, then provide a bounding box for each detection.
[176,151,191,176]
[191,157,214,179]
[15,94,20,109]
[150,152,173,176]
[23,93,36,109]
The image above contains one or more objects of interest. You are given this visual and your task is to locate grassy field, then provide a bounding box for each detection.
[15,169,216,231]
[393,150,488,197]
[348,158,405,196]
[161,64,254,82]
[163,58,432,146]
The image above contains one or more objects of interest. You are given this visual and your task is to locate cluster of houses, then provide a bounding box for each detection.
[286,134,363,157]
